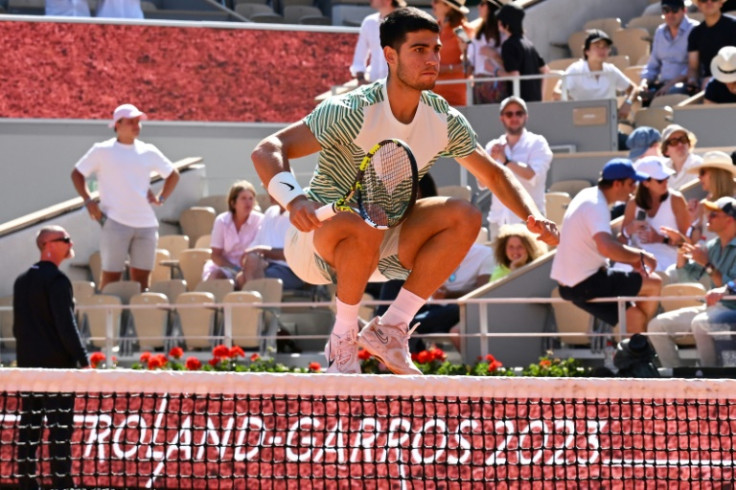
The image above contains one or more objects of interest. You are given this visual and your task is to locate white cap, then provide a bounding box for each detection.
[109,104,146,128]
[634,156,675,180]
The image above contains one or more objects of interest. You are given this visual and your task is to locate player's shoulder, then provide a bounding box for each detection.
[318,81,386,114]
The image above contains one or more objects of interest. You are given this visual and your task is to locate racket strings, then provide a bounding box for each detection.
[361,143,415,227]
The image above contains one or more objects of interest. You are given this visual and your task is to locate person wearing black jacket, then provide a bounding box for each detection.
[13,225,89,490]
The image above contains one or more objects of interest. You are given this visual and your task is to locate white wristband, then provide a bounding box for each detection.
[267,171,304,209]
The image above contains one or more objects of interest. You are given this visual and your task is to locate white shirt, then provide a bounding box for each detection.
[665,153,702,190]
[96,0,144,19]
[562,59,632,101]
[75,138,174,228]
[251,205,290,267]
[46,0,90,16]
[210,211,264,267]
[444,244,495,293]
[551,187,612,287]
[486,129,553,226]
[467,34,500,76]
[349,13,387,82]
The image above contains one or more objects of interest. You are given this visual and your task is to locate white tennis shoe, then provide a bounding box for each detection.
[324,328,361,374]
[357,317,421,375]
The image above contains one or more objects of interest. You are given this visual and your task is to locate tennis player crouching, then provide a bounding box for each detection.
[251,7,559,375]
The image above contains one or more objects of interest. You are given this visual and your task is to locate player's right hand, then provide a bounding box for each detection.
[287,196,323,232]
[86,201,103,221]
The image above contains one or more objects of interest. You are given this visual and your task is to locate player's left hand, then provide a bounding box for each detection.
[527,215,559,246]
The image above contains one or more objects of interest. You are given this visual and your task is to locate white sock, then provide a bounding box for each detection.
[380,288,426,327]
[332,297,360,337]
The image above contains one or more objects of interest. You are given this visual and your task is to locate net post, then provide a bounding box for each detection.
[617,297,627,337]
[223,304,233,348]
[105,306,114,368]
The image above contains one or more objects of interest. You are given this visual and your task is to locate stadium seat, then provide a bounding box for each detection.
[567,30,588,59]
[283,5,329,24]
[158,235,190,261]
[79,294,122,349]
[545,192,571,227]
[179,206,216,247]
[72,280,97,301]
[627,15,662,39]
[548,179,591,197]
[633,106,673,132]
[150,249,172,284]
[88,251,102,286]
[660,283,706,347]
[195,195,228,215]
[8,0,44,15]
[223,291,264,350]
[101,280,141,304]
[130,292,170,350]
[176,292,216,350]
[550,287,594,346]
[545,57,576,102]
[234,3,275,18]
[150,279,188,303]
[250,12,286,23]
[608,54,630,72]
[649,93,689,108]
[178,248,211,291]
[611,28,651,66]
[623,65,644,85]
[195,278,235,303]
[194,234,211,249]
[234,0,269,5]
[242,278,287,352]
[140,0,157,11]
[437,185,472,201]
[0,296,14,349]
[582,17,622,36]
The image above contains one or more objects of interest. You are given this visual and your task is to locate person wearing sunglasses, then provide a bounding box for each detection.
[640,0,698,106]
[618,157,690,273]
[686,0,736,92]
[13,225,89,489]
[484,96,552,241]
[660,124,703,190]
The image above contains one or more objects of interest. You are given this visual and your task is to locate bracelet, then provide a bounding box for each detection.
[267,171,304,209]
[662,235,670,245]
[158,195,166,204]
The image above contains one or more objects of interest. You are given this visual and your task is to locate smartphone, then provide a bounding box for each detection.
[635,210,646,221]
[453,26,470,44]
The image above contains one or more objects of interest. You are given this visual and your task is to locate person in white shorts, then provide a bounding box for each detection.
[252,8,558,375]
[71,104,180,291]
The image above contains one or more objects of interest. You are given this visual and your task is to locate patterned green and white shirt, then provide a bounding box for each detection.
[303,80,478,203]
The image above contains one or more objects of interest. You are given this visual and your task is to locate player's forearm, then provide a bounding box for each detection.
[490,165,542,220]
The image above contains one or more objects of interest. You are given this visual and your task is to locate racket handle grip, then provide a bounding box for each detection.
[315,203,337,222]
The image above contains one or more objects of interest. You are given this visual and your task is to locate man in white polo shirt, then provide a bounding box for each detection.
[71,103,180,291]
[551,158,662,334]
[485,96,553,241]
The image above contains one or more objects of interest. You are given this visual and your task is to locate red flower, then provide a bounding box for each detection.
[250,353,260,362]
[308,362,321,372]
[213,345,230,358]
[411,352,419,362]
[89,352,105,369]
[484,354,496,363]
[416,350,431,364]
[539,359,552,368]
[430,348,447,362]
[358,349,372,361]
[169,347,184,359]
[148,357,165,370]
[488,360,503,373]
[111,356,118,365]
[229,346,245,359]
[209,357,221,367]
[140,352,152,363]
[185,357,202,371]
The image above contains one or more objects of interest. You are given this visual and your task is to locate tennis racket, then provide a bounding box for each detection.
[314,139,419,230]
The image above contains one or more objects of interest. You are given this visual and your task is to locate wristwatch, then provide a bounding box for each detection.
[705,262,715,275]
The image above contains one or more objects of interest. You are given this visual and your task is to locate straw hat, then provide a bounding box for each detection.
[711,46,736,84]
[686,151,736,176]
[660,124,697,155]
[439,0,469,14]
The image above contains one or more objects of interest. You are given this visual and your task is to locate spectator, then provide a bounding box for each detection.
[71,104,180,291]
[467,0,505,104]
[484,96,553,240]
[46,0,90,16]
[660,124,702,190]
[432,0,473,106]
[680,151,736,243]
[560,29,639,149]
[649,197,736,367]
[490,223,547,281]
[640,0,699,105]
[13,226,89,490]
[550,159,662,333]
[704,45,736,103]
[376,242,493,353]
[241,197,305,291]
[686,0,736,91]
[618,157,690,272]
[96,0,144,18]
[627,126,662,161]
[693,279,736,367]
[202,180,264,290]
[495,3,549,102]
[350,0,406,85]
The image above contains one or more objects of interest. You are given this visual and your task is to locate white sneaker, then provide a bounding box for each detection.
[324,328,361,374]
[357,317,421,375]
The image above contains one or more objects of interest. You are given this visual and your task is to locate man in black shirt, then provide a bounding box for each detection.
[13,225,89,490]
[705,45,736,103]
[687,0,736,90]
[495,3,549,102]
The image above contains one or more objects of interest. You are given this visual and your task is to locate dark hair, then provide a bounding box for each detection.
[634,181,668,210]
[475,0,500,45]
[598,179,615,190]
[227,180,257,214]
[381,7,440,50]
[496,4,524,37]
[444,8,465,28]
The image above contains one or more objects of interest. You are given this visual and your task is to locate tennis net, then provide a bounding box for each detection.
[1,369,735,488]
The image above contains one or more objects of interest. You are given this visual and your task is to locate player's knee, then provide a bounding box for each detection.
[445,198,481,229]
[641,274,662,295]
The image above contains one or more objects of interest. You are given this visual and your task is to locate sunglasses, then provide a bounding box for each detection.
[502,110,526,118]
[666,135,690,146]
[699,169,709,177]
[697,0,720,3]
[48,236,72,244]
